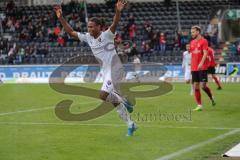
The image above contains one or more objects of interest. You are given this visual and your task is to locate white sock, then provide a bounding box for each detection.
[116,103,134,128]
[106,91,124,104]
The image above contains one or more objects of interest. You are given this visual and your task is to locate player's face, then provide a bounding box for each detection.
[186,44,190,51]
[191,28,199,39]
[88,21,101,37]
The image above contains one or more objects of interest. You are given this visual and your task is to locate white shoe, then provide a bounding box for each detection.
[193,105,203,111]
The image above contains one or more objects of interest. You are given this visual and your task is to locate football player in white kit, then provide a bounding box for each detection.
[132,55,141,82]
[182,44,194,95]
[54,0,137,136]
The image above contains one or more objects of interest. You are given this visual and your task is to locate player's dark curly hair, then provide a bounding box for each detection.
[89,17,105,27]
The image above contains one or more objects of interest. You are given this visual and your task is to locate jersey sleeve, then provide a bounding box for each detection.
[77,32,88,43]
[103,29,115,40]
[202,39,208,51]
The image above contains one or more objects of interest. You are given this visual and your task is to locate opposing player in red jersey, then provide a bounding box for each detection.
[190,26,216,111]
[207,47,222,90]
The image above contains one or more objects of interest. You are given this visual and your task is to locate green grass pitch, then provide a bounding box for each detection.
[0,83,240,160]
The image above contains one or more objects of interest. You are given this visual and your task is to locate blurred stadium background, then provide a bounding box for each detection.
[0,0,240,66]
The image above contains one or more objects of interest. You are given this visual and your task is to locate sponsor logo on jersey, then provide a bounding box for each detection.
[107,80,112,86]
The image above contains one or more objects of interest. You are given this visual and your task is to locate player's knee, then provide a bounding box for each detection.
[201,84,207,90]
[99,92,108,101]
[99,94,106,101]
[194,83,200,89]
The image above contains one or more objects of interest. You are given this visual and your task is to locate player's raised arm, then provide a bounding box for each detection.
[109,0,127,34]
[54,5,79,40]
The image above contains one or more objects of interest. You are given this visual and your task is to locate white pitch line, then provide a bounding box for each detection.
[0,122,127,127]
[0,101,99,116]
[144,125,240,131]
[0,121,239,131]
[156,129,240,160]
[0,106,54,116]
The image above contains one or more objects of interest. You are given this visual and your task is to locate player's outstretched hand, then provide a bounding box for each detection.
[54,5,63,19]
[116,0,127,12]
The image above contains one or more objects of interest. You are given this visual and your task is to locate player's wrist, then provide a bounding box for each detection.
[116,9,122,14]
[58,15,63,19]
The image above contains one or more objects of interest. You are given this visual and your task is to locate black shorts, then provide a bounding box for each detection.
[208,67,216,74]
[191,70,208,83]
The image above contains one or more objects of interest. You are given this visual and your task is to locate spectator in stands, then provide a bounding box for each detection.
[151,32,159,51]
[174,31,181,49]
[128,23,136,41]
[143,21,153,41]
[19,28,28,40]
[47,28,54,42]
[6,17,13,29]
[58,36,65,47]
[207,22,218,47]
[23,46,31,63]
[129,43,139,58]
[8,43,16,57]
[118,43,130,63]
[32,45,38,57]
[180,31,189,50]
[7,43,16,64]
[159,32,166,52]
[25,46,31,57]
[42,44,49,56]
[75,21,83,31]
[36,30,44,42]
[128,13,135,26]
[28,22,35,39]
[141,42,152,61]
[54,25,61,38]
[211,25,218,47]
[15,47,25,64]
[36,45,48,57]
[141,41,146,57]
[123,43,131,55]
[1,38,9,55]
[14,19,20,31]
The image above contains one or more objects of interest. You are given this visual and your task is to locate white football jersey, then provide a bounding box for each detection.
[182,51,191,69]
[77,29,123,74]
